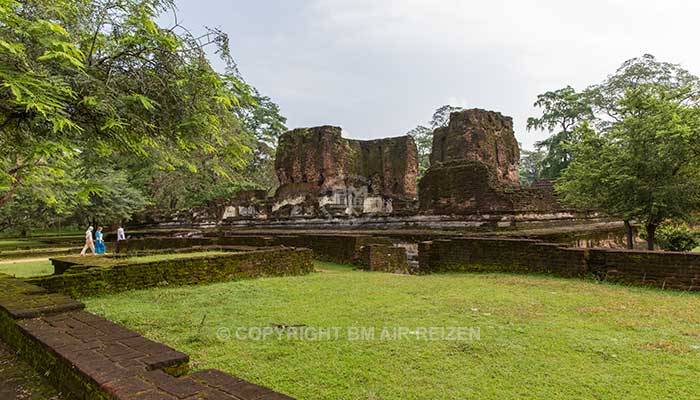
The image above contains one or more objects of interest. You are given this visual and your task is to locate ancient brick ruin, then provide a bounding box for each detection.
[419,108,560,215]
[273,126,418,217]
[136,107,568,229]
[429,109,520,185]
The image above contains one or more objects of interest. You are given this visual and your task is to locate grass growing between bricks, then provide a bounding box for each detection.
[84,262,700,400]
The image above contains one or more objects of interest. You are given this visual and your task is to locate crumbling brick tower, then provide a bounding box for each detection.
[418,109,525,214]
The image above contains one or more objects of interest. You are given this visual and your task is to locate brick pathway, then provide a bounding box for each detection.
[0,273,294,399]
[0,339,63,400]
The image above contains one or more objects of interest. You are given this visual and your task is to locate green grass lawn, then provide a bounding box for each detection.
[120,251,234,264]
[0,239,45,250]
[68,251,236,266]
[0,260,54,277]
[84,262,700,400]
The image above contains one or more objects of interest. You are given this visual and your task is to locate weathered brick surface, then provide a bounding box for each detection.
[115,235,394,265]
[358,244,409,274]
[419,237,700,290]
[0,276,84,318]
[0,275,297,399]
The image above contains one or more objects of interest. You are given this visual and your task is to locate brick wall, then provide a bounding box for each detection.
[587,249,700,290]
[273,234,392,264]
[30,248,314,297]
[418,238,586,277]
[358,244,409,274]
[116,234,393,265]
[418,237,700,290]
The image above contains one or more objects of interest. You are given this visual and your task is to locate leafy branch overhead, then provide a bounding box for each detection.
[0,0,287,228]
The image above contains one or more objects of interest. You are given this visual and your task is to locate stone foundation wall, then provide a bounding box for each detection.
[358,244,409,274]
[418,237,700,290]
[30,248,314,297]
[418,162,561,214]
[116,235,394,265]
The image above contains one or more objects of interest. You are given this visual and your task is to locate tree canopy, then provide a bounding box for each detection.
[0,0,286,231]
[407,105,463,177]
[527,54,700,180]
[557,84,700,249]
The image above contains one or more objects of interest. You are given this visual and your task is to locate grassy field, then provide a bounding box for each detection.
[67,251,236,266]
[0,260,53,277]
[0,251,232,278]
[84,262,700,400]
[0,239,45,250]
[119,251,234,264]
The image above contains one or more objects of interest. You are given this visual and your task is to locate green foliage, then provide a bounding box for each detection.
[0,0,287,231]
[518,147,546,186]
[558,83,700,249]
[529,55,700,179]
[406,125,432,176]
[640,222,699,252]
[407,105,463,177]
[527,86,594,178]
[235,89,288,191]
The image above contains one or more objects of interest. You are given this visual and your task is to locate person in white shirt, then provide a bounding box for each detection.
[117,226,126,241]
[80,226,95,256]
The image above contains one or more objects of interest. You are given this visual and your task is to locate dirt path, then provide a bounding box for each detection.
[0,339,63,399]
[0,258,49,265]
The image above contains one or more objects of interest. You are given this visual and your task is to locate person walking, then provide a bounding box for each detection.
[80,226,95,256]
[117,226,126,241]
[94,227,106,255]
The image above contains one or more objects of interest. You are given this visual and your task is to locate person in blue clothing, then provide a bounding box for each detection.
[94,226,106,254]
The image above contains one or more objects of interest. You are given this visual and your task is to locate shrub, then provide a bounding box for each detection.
[650,223,699,252]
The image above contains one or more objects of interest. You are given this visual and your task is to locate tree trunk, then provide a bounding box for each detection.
[646,223,657,251]
[0,181,19,208]
[624,220,634,249]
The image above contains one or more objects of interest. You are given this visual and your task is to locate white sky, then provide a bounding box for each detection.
[166,0,700,149]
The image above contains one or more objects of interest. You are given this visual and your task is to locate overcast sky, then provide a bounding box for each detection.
[165,0,700,149]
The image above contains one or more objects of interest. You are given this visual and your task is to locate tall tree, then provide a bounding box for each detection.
[590,54,700,125]
[1,0,254,211]
[236,89,288,191]
[518,147,546,186]
[407,105,463,177]
[526,86,594,178]
[406,125,432,176]
[558,85,700,250]
[528,55,700,180]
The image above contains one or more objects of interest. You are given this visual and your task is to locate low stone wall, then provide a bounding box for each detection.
[0,274,294,399]
[358,244,409,274]
[587,250,700,290]
[0,247,83,261]
[418,237,700,290]
[116,235,393,264]
[31,247,314,297]
[418,238,586,277]
[273,234,392,264]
